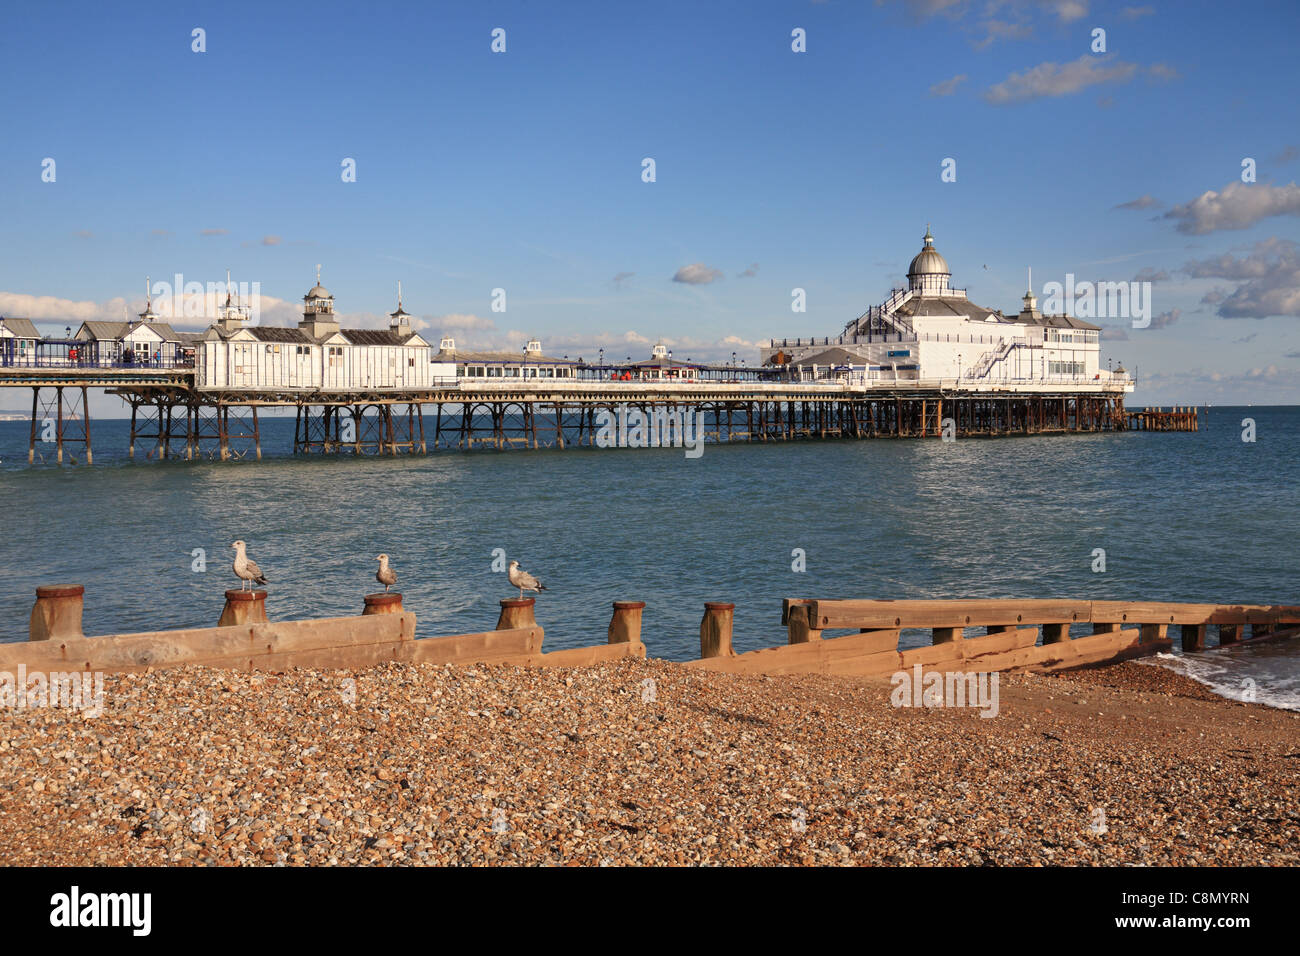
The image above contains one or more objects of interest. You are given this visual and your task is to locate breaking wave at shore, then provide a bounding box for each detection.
[1149,641,1300,711]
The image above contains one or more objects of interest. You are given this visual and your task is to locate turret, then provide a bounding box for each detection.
[299,264,339,339]
[217,269,250,333]
[389,281,411,335]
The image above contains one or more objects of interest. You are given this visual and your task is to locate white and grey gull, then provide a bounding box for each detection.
[375,553,397,592]
[231,540,267,591]
[507,560,547,600]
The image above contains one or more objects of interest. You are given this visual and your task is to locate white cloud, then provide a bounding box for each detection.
[1114,194,1161,211]
[1164,181,1300,235]
[673,263,724,285]
[1184,238,1300,319]
[929,73,968,96]
[984,54,1138,105]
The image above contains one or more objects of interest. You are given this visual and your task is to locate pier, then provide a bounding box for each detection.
[0,368,1183,465]
[1125,405,1200,431]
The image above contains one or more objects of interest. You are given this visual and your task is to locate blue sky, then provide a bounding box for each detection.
[2,0,1299,405]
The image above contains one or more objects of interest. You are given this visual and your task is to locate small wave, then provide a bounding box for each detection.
[1147,646,1300,711]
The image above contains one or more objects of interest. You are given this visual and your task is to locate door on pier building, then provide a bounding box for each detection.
[324,345,346,390]
[233,343,255,388]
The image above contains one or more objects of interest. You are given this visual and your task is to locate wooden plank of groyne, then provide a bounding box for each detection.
[0,614,416,672]
[898,627,1038,669]
[535,641,647,667]
[1091,602,1300,626]
[809,599,1088,630]
[685,631,900,677]
[1026,628,1150,672]
[400,627,544,665]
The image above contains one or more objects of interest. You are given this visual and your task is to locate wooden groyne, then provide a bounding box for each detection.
[7,589,1293,681]
[3,587,645,675]
[685,598,1298,677]
[1125,406,1199,431]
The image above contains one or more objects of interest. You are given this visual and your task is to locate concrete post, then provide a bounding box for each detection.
[29,585,85,641]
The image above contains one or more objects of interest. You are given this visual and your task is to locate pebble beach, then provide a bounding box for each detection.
[1,658,1296,866]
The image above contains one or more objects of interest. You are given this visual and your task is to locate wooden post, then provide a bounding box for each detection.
[1218,624,1241,646]
[700,602,735,658]
[607,601,645,644]
[1041,623,1070,644]
[787,603,822,643]
[1181,624,1205,651]
[29,585,86,641]
[496,598,537,630]
[932,626,962,644]
[363,593,404,615]
[1139,623,1168,644]
[219,590,268,627]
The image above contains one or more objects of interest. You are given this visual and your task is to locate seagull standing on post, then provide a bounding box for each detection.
[376,553,397,593]
[231,540,267,591]
[507,560,547,600]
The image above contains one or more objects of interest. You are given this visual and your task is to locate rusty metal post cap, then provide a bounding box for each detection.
[704,602,735,611]
[364,592,403,605]
[224,590,266,601]
[499,598,536,607]
[612,601,646,610]
[35,585,85,598]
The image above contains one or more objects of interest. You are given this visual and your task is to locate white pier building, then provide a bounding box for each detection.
[761,228,1130,392]
[198,274,433,391]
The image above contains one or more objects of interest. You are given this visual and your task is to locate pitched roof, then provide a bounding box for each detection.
[433,349,579,365]
[76,321,182,342]
[247,327,315,344]
[341,328,427,347]
[0,317,40,338]
[895,296,1001,321]
[1011,312,1101,331]
[791,347,863,367]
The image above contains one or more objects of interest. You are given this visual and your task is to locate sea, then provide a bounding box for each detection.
[1,404,1296,710]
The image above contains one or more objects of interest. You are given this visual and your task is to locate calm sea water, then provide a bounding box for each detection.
[1,405,1296,708]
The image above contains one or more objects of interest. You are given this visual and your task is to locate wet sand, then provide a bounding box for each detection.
[1,658,1296,865]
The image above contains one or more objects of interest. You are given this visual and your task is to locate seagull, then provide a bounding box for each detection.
[507,560,547,600]
[231,540,267,591]
[375,553,397,593]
